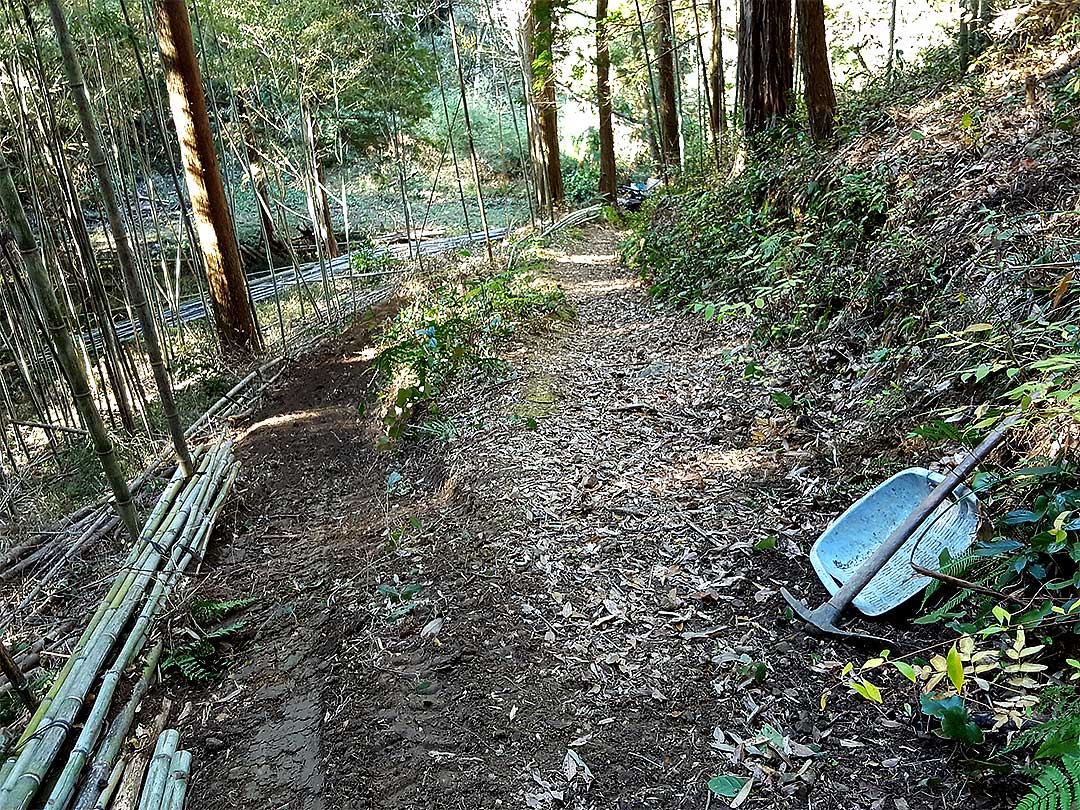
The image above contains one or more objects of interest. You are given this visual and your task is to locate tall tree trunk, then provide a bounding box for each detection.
[301,97,340,259]
[0,153,140,540]
[708,0,726,140]
[737,0,793,134]
[596,0,617,201]
[527,0,564,209]
[795,0,836,143]
[886,0,898,77]
[236,92,284,254]
[48,0,194,477]
[155,0,258,355]
[654,0,681,165]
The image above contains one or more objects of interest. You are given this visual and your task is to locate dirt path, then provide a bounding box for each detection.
[179,226,984,809]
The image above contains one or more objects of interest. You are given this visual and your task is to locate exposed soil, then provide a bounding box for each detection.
[171,226,1013,809]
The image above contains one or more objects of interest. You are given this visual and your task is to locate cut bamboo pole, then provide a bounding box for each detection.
[45,642,163,810]
[1,444,235,809]
[160,749,191,810]
[133,729,179,810]
[70,643,162,810]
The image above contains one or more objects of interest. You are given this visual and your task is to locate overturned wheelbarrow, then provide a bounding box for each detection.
[782,416,1017,644]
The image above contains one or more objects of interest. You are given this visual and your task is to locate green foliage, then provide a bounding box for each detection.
[707,774,747,798]
[622,143,898,342]
[163,621,246,683]
[191,596,259,625]
[564,163,601,206]
[1016,757,1080,810]
[1008,712,1080,760]
[920,694,984,745]
[0,671,53,727]
[163,595,256,682]
[371,261,569,445]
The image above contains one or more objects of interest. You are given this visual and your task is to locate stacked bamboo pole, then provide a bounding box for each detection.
[0,440,238,810]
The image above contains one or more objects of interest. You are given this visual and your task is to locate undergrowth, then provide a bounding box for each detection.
[368,257,571,445]
[163,596,257,682]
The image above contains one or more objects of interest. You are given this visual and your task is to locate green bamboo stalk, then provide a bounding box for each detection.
[46,0,193,478]
[96,759,125,810]
[0,151,139,540]
[44,642,164,810]
[136,729,179,810]
[14,459,190,743]
[161,749,192,810]
[70,644,161,810]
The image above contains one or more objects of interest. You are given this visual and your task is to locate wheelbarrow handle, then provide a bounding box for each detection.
[826,414,1020,616]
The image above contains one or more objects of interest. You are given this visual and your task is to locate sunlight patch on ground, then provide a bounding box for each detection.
[553,252,617,265]
[242,409,323,439]
[561,277,637,297]
[342,346,379,364]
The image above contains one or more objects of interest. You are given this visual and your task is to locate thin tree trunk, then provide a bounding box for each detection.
[48,0,194,477]
[431,28,473,234]
[886,0,898,77]
[654,0,681,165]
[300,97,340,260]
[155,0,258,355]
[738,0,793,134]
[448,0,494,262]
[708,0,725,141]
[633,0,667,182]
[528,0,565,208]
[596,0,617,201]
[795,0,836,143]
[236,92,283,254]
[0,153,140,540]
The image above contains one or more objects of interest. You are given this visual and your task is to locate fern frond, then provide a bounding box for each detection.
[1006,714,1080,757]
[1016,756,1080,810]
[163,621,246,682]
[191,596,257,625]
[922,550,978,606]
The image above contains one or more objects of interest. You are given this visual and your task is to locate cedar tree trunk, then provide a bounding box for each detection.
[597,0,617,201]
[795,0,836,143]
[737,0,793,134]
[155,0,258,354]
[654,0,681,165]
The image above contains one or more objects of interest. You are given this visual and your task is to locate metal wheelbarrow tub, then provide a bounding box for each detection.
[809,467,980,617]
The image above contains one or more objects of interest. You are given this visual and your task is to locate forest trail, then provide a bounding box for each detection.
[179,226,960,809]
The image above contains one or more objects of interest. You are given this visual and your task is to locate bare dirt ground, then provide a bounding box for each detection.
[172,226,1012,809]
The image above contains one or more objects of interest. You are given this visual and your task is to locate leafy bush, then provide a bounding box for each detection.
[370,260,570,445]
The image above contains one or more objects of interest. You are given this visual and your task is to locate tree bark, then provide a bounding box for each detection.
[0,153,140,540]
[527,0,564,209]
[596,0,617,201]
[155,0,258,355]
[737,0,793,135]
[48,0,194,477]
[795,0,836,143]
[708,0,726,140]
[301,97,340,260]
[236,92,283,255]
[654,0,681,165]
